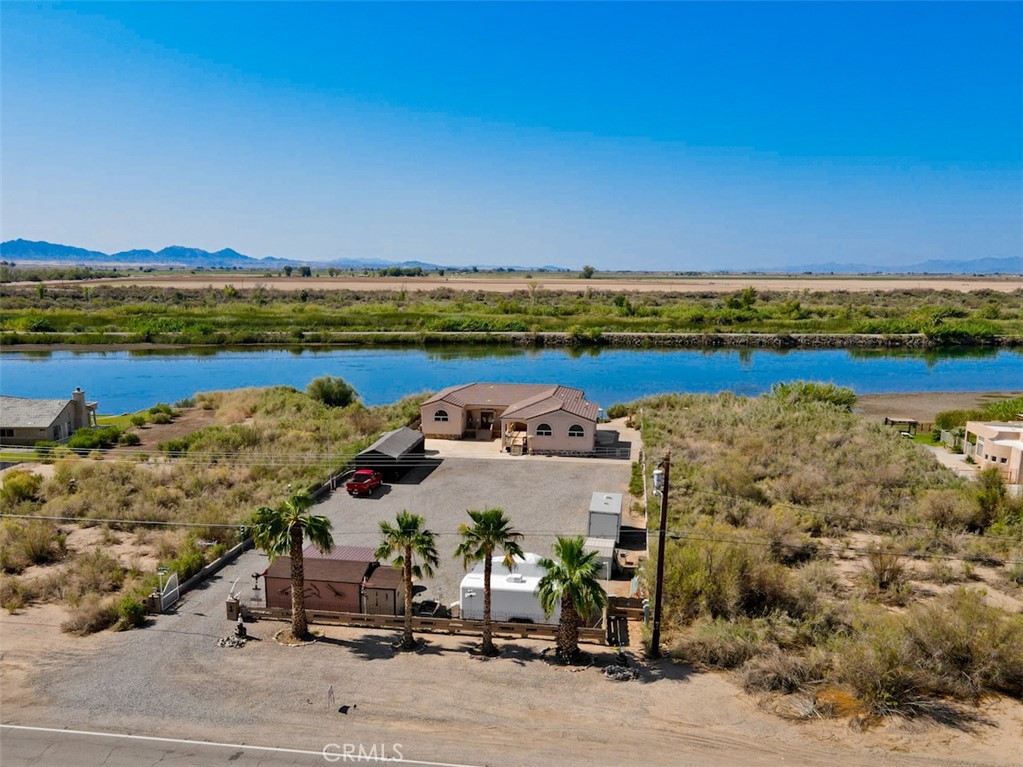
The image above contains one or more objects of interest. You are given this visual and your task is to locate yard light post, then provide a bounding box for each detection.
[649,451,670,659]
[157,565,169,595]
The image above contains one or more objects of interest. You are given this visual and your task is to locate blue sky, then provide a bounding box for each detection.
[2,2,1021,270]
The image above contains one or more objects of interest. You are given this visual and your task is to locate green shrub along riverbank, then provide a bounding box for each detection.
[635,385,1023,721]
[2,283,1020,347]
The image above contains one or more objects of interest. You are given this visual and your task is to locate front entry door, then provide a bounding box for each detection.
[480,411,494,434]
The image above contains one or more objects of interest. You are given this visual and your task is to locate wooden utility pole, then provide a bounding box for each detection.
[649,451,670,659]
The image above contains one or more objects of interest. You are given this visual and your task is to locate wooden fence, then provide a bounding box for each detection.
[243,605,606,645]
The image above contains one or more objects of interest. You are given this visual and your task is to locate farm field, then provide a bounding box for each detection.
[22,272,1023,293]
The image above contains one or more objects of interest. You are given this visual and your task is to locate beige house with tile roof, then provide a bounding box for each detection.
[0,388,98,446]
[421,383,599,455]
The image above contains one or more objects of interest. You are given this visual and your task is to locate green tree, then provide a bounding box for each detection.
[248,491,334,640]
[537,536,607,663]
[282,265,293,277]
[580,264,596,279]
[376,510,439,651]
[454,508,524,656]
[306,376,358,408]
[298,265,312,277]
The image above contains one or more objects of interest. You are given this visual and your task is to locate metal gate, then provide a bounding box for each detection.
[161,572,180,612]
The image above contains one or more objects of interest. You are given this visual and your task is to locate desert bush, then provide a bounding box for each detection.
[66,426,122,450]
[659,533,796,622]
[150,412,173,425]
[0,470,43,506]
[769,381,856,410]
[0,520,65,572]
[860,545,910,600]
[62,594,119,635]
[41,549,124,605]
[904,588,1023,700]
[629,461,644,497]
[118,432,141,446]
[130,414,147,428]
[306,375,359,408]
[673,616,770,668]
[0,574,34,612]
[116,596,147,630]
[741,646,831,694]
[918,488,976,531]
[973,467,1007,531]
[606,403,630,419]
[833,607,921,716]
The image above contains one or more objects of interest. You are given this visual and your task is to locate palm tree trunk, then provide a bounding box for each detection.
[482,551,494,655]
[290,525,307,639]
[558,593,579,663]
[401,545,415,650]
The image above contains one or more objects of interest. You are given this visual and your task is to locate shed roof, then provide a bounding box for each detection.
[304,544,376,562]
[358,427,424,459]
[265,557,371,583]
[589,492,623,516]
[363,563,403,590]
[583,537,615,558]
[0,396,72,428]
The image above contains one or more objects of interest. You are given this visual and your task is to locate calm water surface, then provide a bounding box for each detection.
[1,346,1020,413]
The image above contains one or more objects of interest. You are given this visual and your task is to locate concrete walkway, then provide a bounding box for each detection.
[924,444,979,479]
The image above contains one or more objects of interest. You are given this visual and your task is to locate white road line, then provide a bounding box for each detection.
[0,724,483,767]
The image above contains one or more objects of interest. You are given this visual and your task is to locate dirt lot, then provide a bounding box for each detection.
[61,273,1023,294]
[856,390,1023,424]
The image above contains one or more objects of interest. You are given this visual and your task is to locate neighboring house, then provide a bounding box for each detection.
[459,552,560,624]
[355,426,425,479]
[0,387,98,446]
[964,421,1023,484]
[263,545,404,615]
[421,382,599,456]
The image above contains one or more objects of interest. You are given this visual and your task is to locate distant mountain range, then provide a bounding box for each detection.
[1,239,1019,275]
[0,239,568,272]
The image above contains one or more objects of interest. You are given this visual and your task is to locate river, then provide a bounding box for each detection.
[1,345,1020,414]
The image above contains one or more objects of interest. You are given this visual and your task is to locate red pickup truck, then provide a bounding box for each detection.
[345,469,383,496]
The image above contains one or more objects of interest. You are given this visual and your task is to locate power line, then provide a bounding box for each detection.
[3,513,1019,566]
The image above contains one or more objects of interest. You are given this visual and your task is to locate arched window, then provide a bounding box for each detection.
[535,423,552,437]
[434,409,449,422]
[568,424,585,438]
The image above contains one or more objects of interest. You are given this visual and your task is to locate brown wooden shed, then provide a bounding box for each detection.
[264,557,369,613]
[263,545,403,616]
[362,563,405,616]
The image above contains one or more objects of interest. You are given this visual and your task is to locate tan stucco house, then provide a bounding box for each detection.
[964,421,1023,484]
[421,382,599,455]
[0,388,98,446]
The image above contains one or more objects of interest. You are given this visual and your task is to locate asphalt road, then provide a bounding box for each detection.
[0,725,481,767]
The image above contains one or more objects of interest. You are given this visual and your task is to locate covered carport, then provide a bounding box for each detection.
[355,426,426,479]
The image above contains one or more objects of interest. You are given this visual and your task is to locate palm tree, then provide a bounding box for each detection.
[376,510,439,651]
[537,536,607,663]
[454,507,524,656]
[249,491,334,640]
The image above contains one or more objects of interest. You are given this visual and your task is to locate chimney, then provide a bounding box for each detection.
[71,388,87,429]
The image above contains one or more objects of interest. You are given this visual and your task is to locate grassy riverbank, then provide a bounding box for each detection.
[2,283,1021,347]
